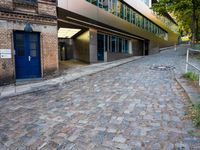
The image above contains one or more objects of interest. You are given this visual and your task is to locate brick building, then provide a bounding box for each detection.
[0,0,58,85]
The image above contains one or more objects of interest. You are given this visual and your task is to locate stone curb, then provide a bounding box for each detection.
[174,74,200,105]
[0,56,143,100]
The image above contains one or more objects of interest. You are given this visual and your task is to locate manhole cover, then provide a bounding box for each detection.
[150,65,175,71]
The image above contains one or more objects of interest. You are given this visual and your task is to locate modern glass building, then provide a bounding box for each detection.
[57,0,179,63]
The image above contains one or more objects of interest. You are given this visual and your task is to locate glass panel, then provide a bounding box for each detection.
[30,49,37,57]
[112,0,117,15]
[105,35,108,52]
[91,0,97,5]
[29,34,38,42]
[119,38,122,53]
[112,36,116,52]
[132,11,135,24]
[125,40,128,53]
[127,7,130,22]
[16,34,23,42]
[116,37,119,52]
[30,42,37,50]
[103,0,108,11]
[141,17,144,28]
[108,0,112,13]
[116,1,122,17]
[99,0,103,8]
[17,48,25,56]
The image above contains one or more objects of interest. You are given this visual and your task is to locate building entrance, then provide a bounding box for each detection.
[97,34,104,61]
[14,31,41,79]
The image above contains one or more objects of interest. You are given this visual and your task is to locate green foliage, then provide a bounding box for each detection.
[183,72,199,81]
[151,0,200,41]
[190,104,200,127]
[192,44,200,50]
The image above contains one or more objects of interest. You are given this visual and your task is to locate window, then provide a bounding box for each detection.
[119,38,122,53]
[124,40,128,53]
[112,36,116,52]
[127,7,130,22]
[85,0,168,40]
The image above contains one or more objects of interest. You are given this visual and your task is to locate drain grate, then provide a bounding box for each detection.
[150,65,175,71]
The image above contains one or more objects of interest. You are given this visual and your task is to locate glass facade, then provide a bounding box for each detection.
[86,0,168,40]
[98,33,129,54]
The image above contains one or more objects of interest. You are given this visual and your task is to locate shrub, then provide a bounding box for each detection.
[183,72,199,81]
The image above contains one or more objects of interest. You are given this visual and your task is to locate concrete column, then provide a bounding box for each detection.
[129,40,133,54]
[89,28,98,63]
[149,0,152,7]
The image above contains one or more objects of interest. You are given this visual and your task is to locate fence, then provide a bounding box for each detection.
[185,48,200,86]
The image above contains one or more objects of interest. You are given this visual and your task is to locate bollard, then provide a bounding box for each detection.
[174,44,177,51]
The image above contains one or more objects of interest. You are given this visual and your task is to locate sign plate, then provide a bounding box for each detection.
[1,53,11,59]
[0,49,11,54]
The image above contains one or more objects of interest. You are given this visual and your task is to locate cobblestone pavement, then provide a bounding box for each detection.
[0,46,200,150]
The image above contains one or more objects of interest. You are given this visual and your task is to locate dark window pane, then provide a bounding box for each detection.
[29,34,38,42]
[112,36,116,52]
[17,49,25,56]
[30,42,37,50]
[30,49,37,57]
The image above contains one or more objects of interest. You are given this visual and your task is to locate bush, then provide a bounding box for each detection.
[192,44,200,50]
[183,72,199,81]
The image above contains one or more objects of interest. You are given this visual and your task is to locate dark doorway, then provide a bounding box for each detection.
[97,34,104,61]
[144,40,149,55]
[59,42,67,61]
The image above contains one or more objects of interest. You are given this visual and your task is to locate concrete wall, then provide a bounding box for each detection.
[132,39,144,56]
[74,30,90,62]
[89,28,97,63]
[107,52,133,62]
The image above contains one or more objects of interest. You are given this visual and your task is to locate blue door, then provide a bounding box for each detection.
[14,31,41,79]
[97,34,104,61]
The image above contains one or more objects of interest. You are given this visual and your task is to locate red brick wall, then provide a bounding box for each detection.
[0,0,12,9]
[41,31,58,76]
[38,2,57,16]
[0,1,58,85]
[0,25,14,85]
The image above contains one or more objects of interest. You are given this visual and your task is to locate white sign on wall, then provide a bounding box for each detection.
[1,54,11,58]
[0,49,11,59]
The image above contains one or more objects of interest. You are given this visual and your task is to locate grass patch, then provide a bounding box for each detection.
[183,72,199,81]
[189,104,200,127]
[192,44,200,50]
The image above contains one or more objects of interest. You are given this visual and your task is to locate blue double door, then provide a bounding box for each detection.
[14,31,41,79]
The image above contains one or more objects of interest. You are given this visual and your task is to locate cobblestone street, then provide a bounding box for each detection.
[0,46,200,150]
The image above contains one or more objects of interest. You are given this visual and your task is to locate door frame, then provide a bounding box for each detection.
[13,30,42,80]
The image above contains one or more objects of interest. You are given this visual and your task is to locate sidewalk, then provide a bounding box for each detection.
[0,56,143,100]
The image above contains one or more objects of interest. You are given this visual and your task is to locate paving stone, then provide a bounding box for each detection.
[175,143,190,150]
[112,135,126,143]
[0,46,199,149]
[115,143,131,150]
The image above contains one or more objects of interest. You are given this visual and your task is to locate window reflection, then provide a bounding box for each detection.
[86,0,168,40]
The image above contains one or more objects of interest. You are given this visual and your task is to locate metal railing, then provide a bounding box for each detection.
[185,48,200,86]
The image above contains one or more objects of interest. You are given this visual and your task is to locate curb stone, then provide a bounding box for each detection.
[0,56,143,100]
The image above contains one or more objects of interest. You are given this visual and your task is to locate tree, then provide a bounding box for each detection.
[152,0,200,44]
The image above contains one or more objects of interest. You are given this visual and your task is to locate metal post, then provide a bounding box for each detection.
[199,73,200,86]
[174,44,177,51]
[185,48,189,73]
